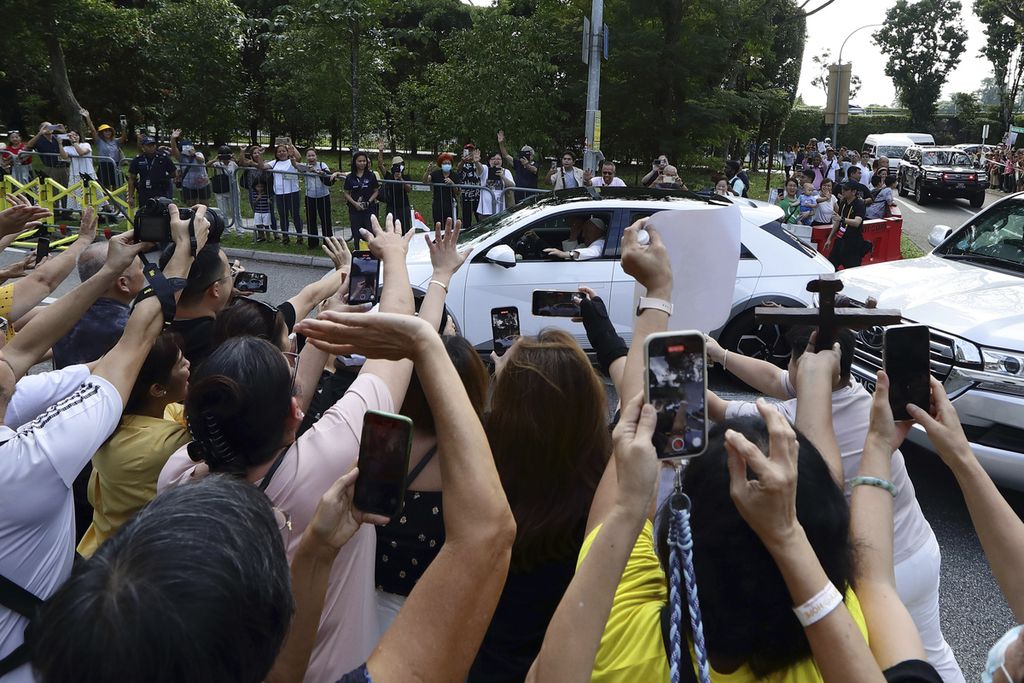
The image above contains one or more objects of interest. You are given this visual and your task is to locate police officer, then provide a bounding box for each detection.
[127,135,177,210]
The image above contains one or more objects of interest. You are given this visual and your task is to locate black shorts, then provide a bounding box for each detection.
[182,186,211,201]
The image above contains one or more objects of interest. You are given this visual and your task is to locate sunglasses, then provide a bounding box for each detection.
[230,296,281,340]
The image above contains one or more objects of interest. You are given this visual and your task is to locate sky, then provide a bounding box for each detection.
[794,0,988,107]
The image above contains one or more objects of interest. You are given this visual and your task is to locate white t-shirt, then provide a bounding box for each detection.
[0,366,122,682]
[812,194,836,224]
[66,142,95,178]
[821,157,840,181]
[477,166,514,216]
[724,371,932,566]
[592,176,626,187]
[271,159,299,195]
[730,175,746,196]
[159,372,393,681]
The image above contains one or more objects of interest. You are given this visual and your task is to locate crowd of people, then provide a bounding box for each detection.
[0,171,1020,683]
[983,147,1024,193]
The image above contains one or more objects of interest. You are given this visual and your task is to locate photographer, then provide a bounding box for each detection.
[377,140,414,234]
[641,154,669,187]
[477,152,514,219]
[498,130,539,203]
[80,108,126,188]
[298,148,343,249]
[56,130,99,214]
[546,151,585,190]
[170,130,211,208]
[209,146,243,234]
[127,135,177,210]
[456,145,483,228]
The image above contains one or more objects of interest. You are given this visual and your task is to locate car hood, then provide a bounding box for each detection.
[920,165,976,173]
[839,255,1024,350]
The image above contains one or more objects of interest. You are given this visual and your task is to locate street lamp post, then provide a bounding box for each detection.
[832,23,883,148]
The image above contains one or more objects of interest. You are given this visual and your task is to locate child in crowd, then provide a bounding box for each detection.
[251,178,272,243]
[798,181,817,226]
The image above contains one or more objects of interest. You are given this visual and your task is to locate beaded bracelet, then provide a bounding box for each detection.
[849,475,898,498]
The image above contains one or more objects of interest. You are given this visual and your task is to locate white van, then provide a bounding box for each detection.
[863,133,919,172]
[906,132,936,145]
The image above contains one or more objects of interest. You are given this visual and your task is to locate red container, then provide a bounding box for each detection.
[810,209,903,267]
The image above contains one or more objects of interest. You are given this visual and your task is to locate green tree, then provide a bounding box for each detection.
[974,0,1023,130]
[809,49,861,101]
[950,91,980,138]
[873,0,967,130]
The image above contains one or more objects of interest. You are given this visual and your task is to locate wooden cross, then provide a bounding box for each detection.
[755,275,902,351]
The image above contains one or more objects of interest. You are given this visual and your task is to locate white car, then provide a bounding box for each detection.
[404,189,834,362]
[838,193,1024,489]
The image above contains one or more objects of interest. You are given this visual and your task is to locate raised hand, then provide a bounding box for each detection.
[610,394,660,514]
[307,468,391,552]
[377,138,386,153]
[360,213,414,261]
[725,399,801,547]
[321,235,352,272]
[497,130,506,144]
[78,206,98,243]
[867,370,913,452]
[0,253,39,280]
[0,194,51,237]
[171,128,182,139]
[907,377,974,470]
[104,230,152,273]
[620,218,671,297]
[426,218,469,281]
[295,311,434,361]
[168,202,210,253]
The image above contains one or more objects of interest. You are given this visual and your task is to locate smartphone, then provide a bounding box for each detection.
[644,331,708,460]
[353,410,414,518]
[490,306,520,357]
[532,290,582,317]
[119,114,128,129]
[35,238,50,265]
[234,271,268,294]
[349,251,380,305]
[883,324,931,421]
[275,136,292,147]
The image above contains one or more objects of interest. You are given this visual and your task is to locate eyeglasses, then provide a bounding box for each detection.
[282,351,299,395]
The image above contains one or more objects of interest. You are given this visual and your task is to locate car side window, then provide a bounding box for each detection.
[505,212,613,262]
[628,209,754,259]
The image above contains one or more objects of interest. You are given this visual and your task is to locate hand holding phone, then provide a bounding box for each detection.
[883,324,931,421]
[532,290,583,317]
[645,331,707,459]
[349,251,380,305]
[35,237,50,266]
[491,306,521,357]
[353,410,414,518]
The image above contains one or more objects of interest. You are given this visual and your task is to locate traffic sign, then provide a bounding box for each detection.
[983,124,990,139]
[1011,125,1024,134]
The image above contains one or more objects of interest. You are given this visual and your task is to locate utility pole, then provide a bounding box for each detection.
[830,23,881,148]
[583,0,604,173]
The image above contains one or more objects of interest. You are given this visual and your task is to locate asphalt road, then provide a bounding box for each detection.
[6,246,1020,680]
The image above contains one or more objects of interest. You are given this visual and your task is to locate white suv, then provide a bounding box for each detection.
[838,193,1024,490]
[404,188,834,361]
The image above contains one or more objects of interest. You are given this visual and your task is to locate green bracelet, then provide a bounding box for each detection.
[849,476,897,498]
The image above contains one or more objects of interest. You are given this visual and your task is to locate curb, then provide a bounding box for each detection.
[223,247,333,269]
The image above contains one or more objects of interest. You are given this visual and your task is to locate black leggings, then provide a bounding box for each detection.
[275,191,302,242]
[461,199,477,228]
[305,195,332,248]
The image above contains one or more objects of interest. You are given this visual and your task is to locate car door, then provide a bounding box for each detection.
[608,207,762,344]
[461,209,616,350]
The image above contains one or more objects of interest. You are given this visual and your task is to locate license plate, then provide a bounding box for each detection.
[852,368,876,393]
[956,183,966,189]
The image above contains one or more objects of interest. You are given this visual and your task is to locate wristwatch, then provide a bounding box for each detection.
[636,297,673,316]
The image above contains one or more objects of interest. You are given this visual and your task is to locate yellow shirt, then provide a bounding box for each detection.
[77,414,191,557]
[0,283,14,341]
[579,521,869,683]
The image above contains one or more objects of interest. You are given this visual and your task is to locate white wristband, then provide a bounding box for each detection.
[792,582,843,627]
[636,297,673,316]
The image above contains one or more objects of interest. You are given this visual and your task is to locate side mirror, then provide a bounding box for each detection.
[485,244,516,268]
[928,224,953,248]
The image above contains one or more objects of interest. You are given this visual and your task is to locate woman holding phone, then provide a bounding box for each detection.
[343,151,380,244]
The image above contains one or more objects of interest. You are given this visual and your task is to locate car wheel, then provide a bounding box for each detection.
[970,192,984,209]
[717,308,793,370]
[897,174,908,197]
[914,181,928,205]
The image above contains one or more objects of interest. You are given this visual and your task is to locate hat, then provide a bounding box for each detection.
[140,135,156,145]
[391,155,404,166]
[463,143,476,150]
[218,145,232,156]
[586,216,607,232]
[520,145,535,156]
[97,124,113,133]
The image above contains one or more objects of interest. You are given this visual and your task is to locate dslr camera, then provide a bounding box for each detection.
[134,197,224,243]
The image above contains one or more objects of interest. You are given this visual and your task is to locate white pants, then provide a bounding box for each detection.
[895,529,965,683]
[376,589,406,640]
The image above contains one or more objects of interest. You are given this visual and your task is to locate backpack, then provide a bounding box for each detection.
[0,574,43,675]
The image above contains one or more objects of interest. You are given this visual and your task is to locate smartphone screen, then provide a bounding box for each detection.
[35,238,50,265]
[353,410,414,518]
[349,251,380,305]
[884,324,931,421]
[645,331,707,460]
[491,306,520,357]
[234,271,268,294]
[532,290,582,317]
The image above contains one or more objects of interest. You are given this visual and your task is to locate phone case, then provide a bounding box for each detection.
[353,411,414,518]
[644,331,708,461]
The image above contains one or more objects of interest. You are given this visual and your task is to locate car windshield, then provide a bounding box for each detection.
[937,200,1024,270]
[456,201,547,251]
[877,145,907,158]
[920,150,972,166]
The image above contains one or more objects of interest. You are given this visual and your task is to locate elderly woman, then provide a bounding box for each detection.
[424,152,459,227]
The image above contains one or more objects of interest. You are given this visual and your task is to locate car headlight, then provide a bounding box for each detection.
[981,347,1024,377]
[925,171,941,179]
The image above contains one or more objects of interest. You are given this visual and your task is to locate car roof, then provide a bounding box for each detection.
[910,146,964,153]
[513,187,783,222]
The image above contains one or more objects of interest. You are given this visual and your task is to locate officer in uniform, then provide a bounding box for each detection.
[127,135,177,210]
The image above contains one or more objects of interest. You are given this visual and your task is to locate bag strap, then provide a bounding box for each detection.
[258,448,289,492]
[405,445,438,488]
[0,574,43,675]
[660,603,699,683]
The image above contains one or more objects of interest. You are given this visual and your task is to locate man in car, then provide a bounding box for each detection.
[824,182,869,270]
[543,215,607,261]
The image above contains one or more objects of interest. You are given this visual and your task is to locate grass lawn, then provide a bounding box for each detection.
[900,235,926,259]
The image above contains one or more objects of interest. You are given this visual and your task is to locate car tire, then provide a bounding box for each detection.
[970,192,984,209]
[914,181,928,205]
[717,308,793,371]
[898,174,909,197]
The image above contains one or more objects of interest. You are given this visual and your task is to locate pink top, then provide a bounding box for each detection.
[158,372,393,682]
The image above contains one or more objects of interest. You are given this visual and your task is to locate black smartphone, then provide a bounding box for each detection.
[491,306,520,357]
[532,290,582,317]
[353,410,414,518]
[883,324,931,421]
[644,331,708,460]
[234,271,268,294]
[349,251,380,305]
[35,237,49,265]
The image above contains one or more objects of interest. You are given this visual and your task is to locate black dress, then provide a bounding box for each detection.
[429,169,457,227]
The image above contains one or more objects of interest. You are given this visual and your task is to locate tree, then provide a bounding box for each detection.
[975,0,1024,130]
[950,91,980,138]
[873,0,967,130]
[809,49,861,101]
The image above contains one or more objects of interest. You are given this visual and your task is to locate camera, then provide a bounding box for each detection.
[391,163,404,175]
[134,197,224,243]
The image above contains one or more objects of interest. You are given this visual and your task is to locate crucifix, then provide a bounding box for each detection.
[755,275,902,351]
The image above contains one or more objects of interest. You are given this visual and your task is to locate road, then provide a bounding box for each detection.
[4,247,1019,680]
[894,187,1005,253]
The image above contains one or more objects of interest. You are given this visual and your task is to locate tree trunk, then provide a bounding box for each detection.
[41,4,83,133]
[350,19,359,151]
